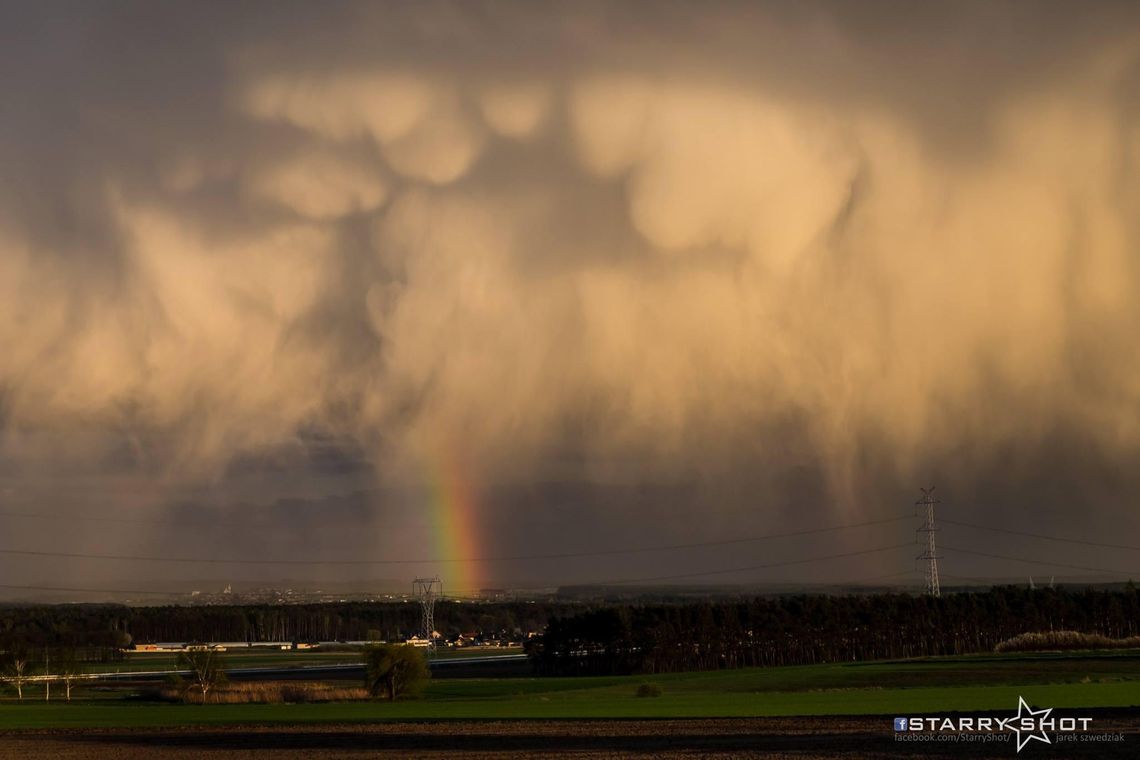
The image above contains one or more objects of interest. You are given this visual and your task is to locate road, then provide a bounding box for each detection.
[80,653,532,683]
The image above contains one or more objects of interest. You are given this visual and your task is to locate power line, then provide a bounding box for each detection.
[843,569,921,586]
[9,507,1135,555]
[588,542,916,585]
[6,545,1129,600]
[357,565,923,593]
[0,583,176,596]
[938,572,1043,584]
[941,518,1140,552]
[0,491,383,529]
[0,514,915,567]
[0,545,918,598]
[0,510,248,529]
[940,545,1139,578]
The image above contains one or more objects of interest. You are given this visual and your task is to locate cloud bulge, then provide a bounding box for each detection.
[1,1,1139,587]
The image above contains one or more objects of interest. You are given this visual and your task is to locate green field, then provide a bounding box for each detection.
[87,651,360,674]
[84,646,522,674]
[2,651,1138,729]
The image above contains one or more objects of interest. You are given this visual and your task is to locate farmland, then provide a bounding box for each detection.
[4,592,1140,755]
[3,650,1138,728]
[81,645,522,674]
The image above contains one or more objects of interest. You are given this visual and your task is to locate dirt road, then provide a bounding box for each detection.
[3,714,1137,759]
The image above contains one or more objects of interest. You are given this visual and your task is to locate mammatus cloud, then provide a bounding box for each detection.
[245,148,389,220]
[478,83,553,139]
[243,72,436,144]
[0,1,1138,522]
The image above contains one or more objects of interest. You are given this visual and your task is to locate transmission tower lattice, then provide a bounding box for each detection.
[412,577,442,650]
[916,487,941,597]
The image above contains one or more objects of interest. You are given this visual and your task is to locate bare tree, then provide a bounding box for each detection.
[2,647,31,701]
[55,649,86,703]
[176,648,227,704]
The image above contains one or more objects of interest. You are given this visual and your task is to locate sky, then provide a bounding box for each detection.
[1,1,1139,598]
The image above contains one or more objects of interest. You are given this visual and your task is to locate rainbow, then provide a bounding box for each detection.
[428,454,484,596]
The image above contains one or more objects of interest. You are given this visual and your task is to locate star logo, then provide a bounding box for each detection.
[1011,696,1052,753]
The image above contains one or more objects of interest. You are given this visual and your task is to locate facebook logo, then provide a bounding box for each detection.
[894,717,909,732]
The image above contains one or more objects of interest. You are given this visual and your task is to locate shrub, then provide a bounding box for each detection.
[995,631,1140,653]
[364,644,431,700]
[635,682,663,698]
[147,681,369,704]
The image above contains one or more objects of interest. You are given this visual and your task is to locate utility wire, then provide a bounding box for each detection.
[9,509,1133,554]
[591,542,916,585]
[0,583,183,597]
[941,518,1140,552]
[853,569,921,583]
[0,514,915,566]
[940,545,1138,578]
[0,510,249,529]
[0,547,918,598]
[938,572,1046,584]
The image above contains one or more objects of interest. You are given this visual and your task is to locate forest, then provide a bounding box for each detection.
[0,599,579,653]
[3,586,1138,675]
[529,585,1140,675]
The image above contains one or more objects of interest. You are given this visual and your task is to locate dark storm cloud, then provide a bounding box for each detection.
[0,1,1138,591]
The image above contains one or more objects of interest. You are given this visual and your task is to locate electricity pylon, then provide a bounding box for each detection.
[412,577,442,650]
[916,487,941,597]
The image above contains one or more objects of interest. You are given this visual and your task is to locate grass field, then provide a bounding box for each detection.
[83,646,522,674]
[2,650,1138,729]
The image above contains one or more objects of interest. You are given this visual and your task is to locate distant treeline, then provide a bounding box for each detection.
[529,586,1140,675]
[0,600,582,648]
[5,586,1139,675]
[0,606,132,662]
